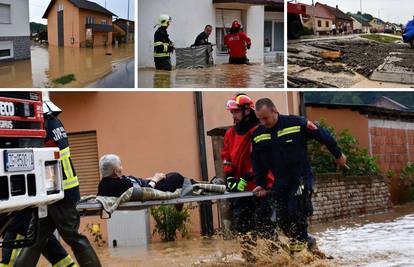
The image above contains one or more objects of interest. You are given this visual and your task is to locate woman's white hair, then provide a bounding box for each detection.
[99,154,122,178]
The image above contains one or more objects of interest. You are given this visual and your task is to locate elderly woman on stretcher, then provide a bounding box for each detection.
[97,154,226,199]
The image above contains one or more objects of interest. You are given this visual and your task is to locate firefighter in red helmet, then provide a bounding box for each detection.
[221,94,274,235]
[224,21,252,64]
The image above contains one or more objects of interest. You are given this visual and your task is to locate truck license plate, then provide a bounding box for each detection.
[4,150,34,172]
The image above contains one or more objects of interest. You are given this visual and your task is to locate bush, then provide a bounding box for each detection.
[400,162,414,201]
[300,26,314,36]
[150,205,191,242]
[308,119,380,176]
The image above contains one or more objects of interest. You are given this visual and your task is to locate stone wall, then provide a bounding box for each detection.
[311,173,392,223]
[0,36,31,61]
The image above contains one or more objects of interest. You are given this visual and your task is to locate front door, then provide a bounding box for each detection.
[58,10,64,47]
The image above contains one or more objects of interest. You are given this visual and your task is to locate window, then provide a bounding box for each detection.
[264,20,284,52]
[57,4,64,11]
[101,20,107,25]
[0,49,11,58]
[86,16,95,24]
[215,9,242,53]
[326,21,329,27]
[0,4,11,24]
[318,20,322,27]
[215,28,226,53]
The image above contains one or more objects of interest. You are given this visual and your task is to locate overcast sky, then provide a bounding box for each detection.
[29,0,135,24]
[295,0,414,24]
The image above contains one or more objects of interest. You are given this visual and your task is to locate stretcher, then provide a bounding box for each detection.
[76,191,254,217]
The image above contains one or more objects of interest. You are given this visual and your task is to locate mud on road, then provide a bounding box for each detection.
[288,37,414,88]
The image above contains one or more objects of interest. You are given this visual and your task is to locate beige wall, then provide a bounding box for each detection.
[47,0,80,47]
[306,107,370,149]
[79,9,113,46]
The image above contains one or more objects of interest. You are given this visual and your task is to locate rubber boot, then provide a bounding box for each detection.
[74,248,101,267]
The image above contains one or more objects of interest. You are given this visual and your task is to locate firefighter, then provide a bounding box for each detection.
[1,210,75,267]
[224,20,252,64]
[221,94,274,235]
[154,14,174,70]
[251,98,347,253]
[14,99,101,267]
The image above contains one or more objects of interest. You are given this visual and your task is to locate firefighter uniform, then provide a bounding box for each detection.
[14,115,101,267]
[251,114,342,244]
[1,211,75,267]
[154,26,174,70]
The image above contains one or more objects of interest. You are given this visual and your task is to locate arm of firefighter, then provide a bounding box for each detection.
[241,32,252,47]
[154,31,170,54]
[221,130,234,176]
[251,142,268,189]
[304,120,342,159]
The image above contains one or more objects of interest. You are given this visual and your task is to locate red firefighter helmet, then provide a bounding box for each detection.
[226,94,255,111]
[232,20,241,29]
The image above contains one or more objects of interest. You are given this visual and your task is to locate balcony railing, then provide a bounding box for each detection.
[85,23,113,32]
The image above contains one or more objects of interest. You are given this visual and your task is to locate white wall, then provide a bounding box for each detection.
[0,0,30,37]
[138,0,215,68]
[246,5,264,63]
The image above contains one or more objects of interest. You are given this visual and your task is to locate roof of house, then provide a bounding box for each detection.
[317,3,353,21]
[300,3,333,20]
[305,102,414,121]
[43,0,116,19]
[113,19,135,33]
[350,14,371,27]
[371,17,385,24]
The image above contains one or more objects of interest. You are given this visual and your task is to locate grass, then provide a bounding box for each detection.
[361,34,402,43]
[52,74,76,85]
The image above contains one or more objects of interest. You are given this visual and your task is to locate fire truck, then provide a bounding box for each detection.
[288,1,306,39]
[0,92,63,248]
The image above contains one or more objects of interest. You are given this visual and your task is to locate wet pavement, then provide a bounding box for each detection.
[138,63,284,88]
[288,36,414,88]
[0,43,134,88]
[32,203,414,266]
[89,58,135,88]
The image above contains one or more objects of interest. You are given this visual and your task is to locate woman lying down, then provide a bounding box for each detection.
[97,154,225,198]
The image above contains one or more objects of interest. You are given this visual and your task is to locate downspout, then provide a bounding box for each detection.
[194,92,214,236]
[299,91,306,117]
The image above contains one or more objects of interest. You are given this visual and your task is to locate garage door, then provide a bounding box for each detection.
[215,9,242,28]
[68,131,100,196]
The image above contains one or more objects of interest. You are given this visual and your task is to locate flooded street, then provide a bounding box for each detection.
[138,63,284,88]
[0,43,134,88]
[34,203,414,266]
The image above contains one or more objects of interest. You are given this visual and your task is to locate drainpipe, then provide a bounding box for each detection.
[299,91,306,117]
[194,92,214,236]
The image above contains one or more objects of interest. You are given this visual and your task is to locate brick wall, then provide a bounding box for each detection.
[370,127,414,173]
[311,173,392,223]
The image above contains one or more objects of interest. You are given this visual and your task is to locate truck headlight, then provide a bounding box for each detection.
[45,161,59,193]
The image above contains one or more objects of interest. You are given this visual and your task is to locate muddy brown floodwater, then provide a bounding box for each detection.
[32,203,414,267]
[138,63,284,88]
[0,43,134,88]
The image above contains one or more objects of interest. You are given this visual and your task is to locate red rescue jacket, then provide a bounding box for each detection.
[224,32,252,58]
[221,125,274,191]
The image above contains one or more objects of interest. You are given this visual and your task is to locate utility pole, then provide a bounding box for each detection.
[126,0,130,44]
[312,0,315,36]
[360,0,362,15]
[105,0,106,8]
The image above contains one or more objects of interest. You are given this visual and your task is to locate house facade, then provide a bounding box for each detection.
[370,17,385,32]
[316,3,353,34]
[113,18,134,44]
[43,0,115,48]
[138,0,284,68]
[350,14,371,34]
[0,0,31,62]
[300,3,334,35]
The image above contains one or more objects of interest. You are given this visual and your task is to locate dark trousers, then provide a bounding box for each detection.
[14,200,101,267]
[1,210,73,266]
[229,57,249,65]
[230,196,273,236]
[272,183,313,242]
[154,57,172,70]
[155,172,195,192]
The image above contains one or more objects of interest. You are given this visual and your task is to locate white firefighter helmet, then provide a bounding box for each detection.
[159,14,172,27]
[42,92,62,116]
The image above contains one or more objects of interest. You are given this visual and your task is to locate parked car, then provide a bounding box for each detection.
[403,19,414,48]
